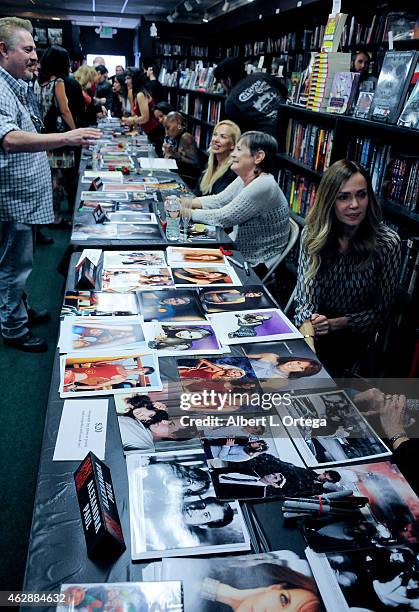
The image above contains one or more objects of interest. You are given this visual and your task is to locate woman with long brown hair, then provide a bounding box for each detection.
[294,159,400,376]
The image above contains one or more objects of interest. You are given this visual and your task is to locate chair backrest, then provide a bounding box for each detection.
[262,217,300,285]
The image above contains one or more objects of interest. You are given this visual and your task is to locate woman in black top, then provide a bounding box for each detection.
[196,120,241,196]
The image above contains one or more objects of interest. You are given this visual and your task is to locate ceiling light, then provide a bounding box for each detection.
[222,0,229,11]
[51,17,61,20]
[184,0,193,10]
[203,11,209,22]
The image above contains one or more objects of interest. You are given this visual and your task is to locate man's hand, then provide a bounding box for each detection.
[64,128,101,147]
[380,394,407,438]
[225,438,235,446]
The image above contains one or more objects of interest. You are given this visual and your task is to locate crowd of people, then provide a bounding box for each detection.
[0,16,409,449]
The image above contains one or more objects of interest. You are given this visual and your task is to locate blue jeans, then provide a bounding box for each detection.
[0,222,34,339]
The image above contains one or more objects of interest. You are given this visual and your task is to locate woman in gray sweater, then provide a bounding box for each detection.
[182,131,289,270]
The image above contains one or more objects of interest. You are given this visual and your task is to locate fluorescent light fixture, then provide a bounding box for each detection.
[51,17,61,20]
[184,0,193,10]
[203,11,209,21]
[222,0,229,11]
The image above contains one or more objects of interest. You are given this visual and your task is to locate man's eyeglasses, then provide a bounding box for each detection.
[30,114,45,133]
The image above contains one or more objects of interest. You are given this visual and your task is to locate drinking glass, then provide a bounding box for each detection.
[181,196,194,241]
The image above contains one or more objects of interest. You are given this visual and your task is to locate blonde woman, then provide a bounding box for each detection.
[294,159,400,376]
[197,120,241,196]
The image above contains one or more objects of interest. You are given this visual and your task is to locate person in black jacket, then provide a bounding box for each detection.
[95,64,113,110]
[213,57,287,140]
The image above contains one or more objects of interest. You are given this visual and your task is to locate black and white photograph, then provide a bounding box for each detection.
[126,450,250,559]
[161,550,322,612]
[276,390,391,466]
[47,27,63,45]
[306,545,419,612]
[34,27,47,45]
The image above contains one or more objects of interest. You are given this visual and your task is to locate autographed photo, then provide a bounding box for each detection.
[209,309,302,345]
[138,289,206,322]
[107,212,157,224]
[113,224,163,240]
[162,550,321,612]
[126,450,250,560]
[244,339,333,391]
[60,350,161,397]
[61,291,139,317]
[199,285,276,313]
[306,545,419,612]
[72,224,118,241]
[58,581,183,612]
[309,461,419,547]
[59,317,146,353]
[166,247,227,266]
[80,191,129,201]
[172,266,241,288]
[103,250,166,269]
[101,267,174,292]
[277,390,391,467]
[143,322,224,357]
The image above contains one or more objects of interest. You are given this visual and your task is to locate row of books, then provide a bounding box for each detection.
[155,43,209,57]
[285,119,334,172]
[347,137,418,213]
[341,11,418,48]
[279,168,319,217]
[400,237,419,295]
[178,67,219,92]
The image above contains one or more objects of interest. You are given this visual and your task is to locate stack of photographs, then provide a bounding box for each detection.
[126,449,250,560]
[58,581,183,611]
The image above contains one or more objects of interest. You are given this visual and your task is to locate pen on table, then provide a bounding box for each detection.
[322,489,355,500]
[243,260,251,276]
[282,496,367,507]
[283,501,355,512]
[226,255,244,269]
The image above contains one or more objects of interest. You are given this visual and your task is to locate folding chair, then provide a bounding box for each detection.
[262,217,300,286]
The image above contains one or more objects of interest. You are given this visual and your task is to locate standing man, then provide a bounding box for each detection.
[213,57,287,140]
[95,64,113,110]
[0,17,100,352]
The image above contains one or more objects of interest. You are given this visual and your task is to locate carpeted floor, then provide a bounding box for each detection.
[0,228,70,590]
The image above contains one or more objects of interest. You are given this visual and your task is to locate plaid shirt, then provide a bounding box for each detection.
[0,66,53,224]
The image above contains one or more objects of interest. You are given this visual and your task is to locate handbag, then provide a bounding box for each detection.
[43,79,68,133]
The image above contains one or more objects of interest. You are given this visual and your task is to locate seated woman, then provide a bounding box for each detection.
[122,70,164,156]
[294,159,401,377]
[153,101,174,126]
[163,112,201,188]
[181,131,289,271]
[196,120,241,196]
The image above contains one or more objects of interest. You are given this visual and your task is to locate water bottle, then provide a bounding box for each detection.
[164,195,181,241]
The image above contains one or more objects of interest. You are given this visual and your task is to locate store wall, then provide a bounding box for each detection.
[79,26,135,65]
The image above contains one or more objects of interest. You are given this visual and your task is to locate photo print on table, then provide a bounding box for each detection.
[60,350,161,398]
[243,339,333,391]
[61,291,139,317]
[101,267,174,292]
[137,289,206,322]
[276,390,391,467]
[72,224,118,241]
[126,449,250,560]
[175,355,272,415]
[199,285,277,313]
[209,309,302,345]
[115,390,199,453]
[58,581,183,612]
[161,550,321,612]
[80,191,129,201]
[166,247,227,267]
[59,317,146,354]
[302,461,419,551]
[107,212,157,224]
[116,200,154,212]
[172,266,241,288]
[306,544,419,612]
[103,182,149,192]
[113,224,163,241]
[143,321,224,357]
[103,250,166,269]
[187,223,217,242]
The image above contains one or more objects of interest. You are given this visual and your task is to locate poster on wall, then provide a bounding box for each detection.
[47,28,63,45]
[34,28,47,45]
